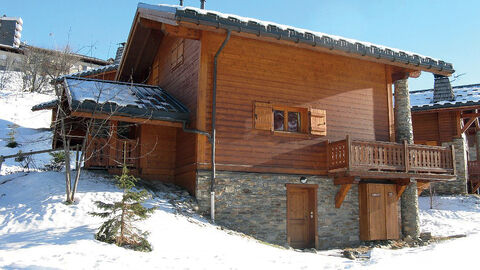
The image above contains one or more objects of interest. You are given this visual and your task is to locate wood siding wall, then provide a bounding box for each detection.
[139,124,177,181]
[198,32,391,175]
[149,36,201,194]
[412,111,459,145]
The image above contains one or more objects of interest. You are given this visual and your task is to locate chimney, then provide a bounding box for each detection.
[200,0,205,9]
[433,74,454,103]
[113,42,125,65]
[179,0,183,6]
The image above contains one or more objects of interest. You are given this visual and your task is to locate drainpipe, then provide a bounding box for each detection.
[210,30,231,222]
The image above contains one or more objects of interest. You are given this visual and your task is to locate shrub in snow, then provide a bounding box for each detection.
[46,151,66,171]
[6,124,19,148]
[90,166,156,252]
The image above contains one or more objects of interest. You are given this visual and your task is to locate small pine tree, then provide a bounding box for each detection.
[46,151,66,171]
[90,166,156,252]
[6,124,19,148]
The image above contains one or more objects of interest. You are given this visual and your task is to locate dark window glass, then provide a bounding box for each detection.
[274,110,284,131]
[117,122,137,140]
[288,112,300,132]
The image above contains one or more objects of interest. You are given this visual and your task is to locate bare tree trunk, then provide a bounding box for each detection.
[71,136,87,201]
[59,107,72,203]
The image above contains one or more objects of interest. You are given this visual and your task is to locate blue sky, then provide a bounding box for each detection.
[3,0,479,90]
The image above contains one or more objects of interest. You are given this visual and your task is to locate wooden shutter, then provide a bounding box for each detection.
[309,108,326,136]
[254,102,273,131]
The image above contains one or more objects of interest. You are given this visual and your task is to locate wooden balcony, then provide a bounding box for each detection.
[327,137,456,181]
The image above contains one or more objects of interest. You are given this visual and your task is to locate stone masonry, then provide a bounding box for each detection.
[196,170,360,249]
[394,78,420,239]
[432,137,468,194]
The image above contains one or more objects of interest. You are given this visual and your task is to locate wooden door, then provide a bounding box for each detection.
[287,185,316,249]
[359,183,399,241]
[384,184,399,239]
[367,183,386,240]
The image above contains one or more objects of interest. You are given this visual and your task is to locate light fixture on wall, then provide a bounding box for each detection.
[300,176,308,184]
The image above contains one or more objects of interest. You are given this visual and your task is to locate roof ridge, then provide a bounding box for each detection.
[139,3,454,75]
[411,83,480,94]
[63,76,159,88]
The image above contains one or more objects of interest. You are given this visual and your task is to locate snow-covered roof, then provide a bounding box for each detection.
[31,99,58,111]
[136,3,454,75]
[62,77,189,122]
[53,64,118,83]
[410,84,480,111]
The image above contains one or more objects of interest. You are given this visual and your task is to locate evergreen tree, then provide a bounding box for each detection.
[90,166,156,252]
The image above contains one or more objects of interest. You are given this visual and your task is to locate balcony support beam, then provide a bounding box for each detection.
[335,184,352,208]
[417,181,430,196]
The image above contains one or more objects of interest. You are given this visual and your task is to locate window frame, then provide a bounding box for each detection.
[170,39,185,71]
[253,101,326,137]
[272,105,307,134]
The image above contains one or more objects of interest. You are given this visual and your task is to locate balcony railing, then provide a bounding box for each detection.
[115,139,140,168]
[328,136,456,179]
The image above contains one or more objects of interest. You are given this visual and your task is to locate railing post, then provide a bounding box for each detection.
[451,144,456,176]
[0,156,4,172]
[346,135,352,171]
[404,140,409,172]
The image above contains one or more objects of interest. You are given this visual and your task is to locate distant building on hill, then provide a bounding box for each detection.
[0,15,109,73]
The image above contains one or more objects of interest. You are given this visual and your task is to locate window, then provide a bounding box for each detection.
[253,102,326,136]
[273,108,302,132]
[117,122,137,140]
[171,39,184,70]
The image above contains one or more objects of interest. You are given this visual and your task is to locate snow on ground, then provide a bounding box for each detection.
[2,77,480,269]
[0,81,55,173]
[1,171,480,269]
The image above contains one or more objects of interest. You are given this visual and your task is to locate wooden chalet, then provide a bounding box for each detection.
[411,79,480,194]
[33,3,457,249]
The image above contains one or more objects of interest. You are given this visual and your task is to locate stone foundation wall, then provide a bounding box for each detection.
[196,170,360,249]
[432,137,468,194]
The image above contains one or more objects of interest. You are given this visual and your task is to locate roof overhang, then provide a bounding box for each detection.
[60,76,189,124]
[118,3,455,79]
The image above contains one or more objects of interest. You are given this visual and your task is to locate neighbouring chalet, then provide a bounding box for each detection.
[33,3,457,249]
[411,78,480,195]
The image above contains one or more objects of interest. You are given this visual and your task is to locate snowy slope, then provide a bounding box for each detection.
[0,87,54,174]
[2,76,480,269]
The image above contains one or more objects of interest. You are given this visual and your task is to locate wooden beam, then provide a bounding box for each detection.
[333,176,360,185]
[335,184,352,208]
[391,72,410,83]
[409,70,421,78]
[460,112,480,119]
[139,17,163,31]
[396,185,407,200]
[71,111,183,128]
[472,182,480,193]
[461,116,478,134]
[417,181,430,196]
[162,24,201,40]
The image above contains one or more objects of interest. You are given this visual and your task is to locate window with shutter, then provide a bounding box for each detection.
[309,108,327,136]
[254,102,273,131]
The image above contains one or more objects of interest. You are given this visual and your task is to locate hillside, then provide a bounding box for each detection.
[1,83,480,269]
